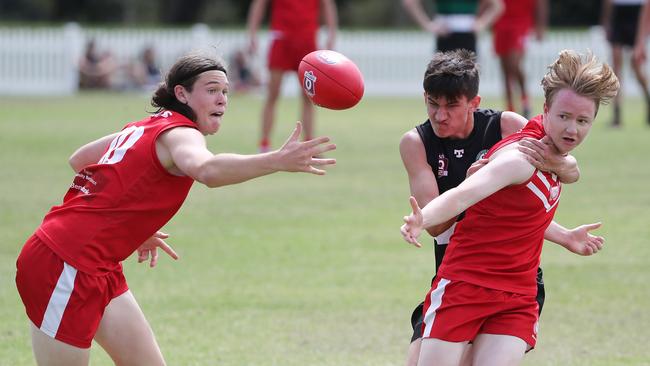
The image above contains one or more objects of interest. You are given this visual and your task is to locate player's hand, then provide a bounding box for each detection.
[136,231,179,268]
[518,136,566,172]
[467,158,489,178]
[275,122,336,175]
[427,18,449,36]
[401,196,424,248]
[562,222,605,256]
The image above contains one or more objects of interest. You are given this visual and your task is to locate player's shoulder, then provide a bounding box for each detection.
[500,111,527,137]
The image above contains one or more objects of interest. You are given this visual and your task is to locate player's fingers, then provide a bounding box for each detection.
[138,249,149,263]
[150,248,158,268]
[303,136,332,149]
[409,196,420,213]
[312,142,337,155]
[285,122,302,143]
[154,231,169,239]
[521,154,543,169]
[158,240,179,260]
[311,158,336,166]
[583,222,602,232]
[307,166,326,175]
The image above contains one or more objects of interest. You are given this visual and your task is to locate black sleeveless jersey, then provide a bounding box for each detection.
[416,108,503,195]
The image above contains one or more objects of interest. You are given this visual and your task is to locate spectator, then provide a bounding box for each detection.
[127,45,162,92]
[601,0,650,126]
[402,0,504,54]
[78,39,118,90]
[229,48,262,93]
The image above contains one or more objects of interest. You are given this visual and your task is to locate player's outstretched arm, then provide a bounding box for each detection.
[544,221,604,256]
[159,122,336,188]
[518,136,580,183]
[401,147,534,246]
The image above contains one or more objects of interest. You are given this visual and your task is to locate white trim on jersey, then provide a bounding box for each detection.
[526,181,560,213]
[40,262,77,338]
[423,278,451,338]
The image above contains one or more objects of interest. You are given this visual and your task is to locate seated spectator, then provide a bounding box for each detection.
[127,45,162,91]
[229,48,262,93]
[78,39,118,90]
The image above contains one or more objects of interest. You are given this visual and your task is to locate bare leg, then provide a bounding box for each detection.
[471,334,527,366]
[94,290,165,366]
[510,51,529,118]
[405,338,421,366]
[260,70,284,151]
[630,53,650,124]
[499,56,514,112]
[611,45,624,126]
[30,322,90,366]
[418,338,469,366]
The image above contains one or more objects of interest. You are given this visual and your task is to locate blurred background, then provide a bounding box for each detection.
[1,0,640,100]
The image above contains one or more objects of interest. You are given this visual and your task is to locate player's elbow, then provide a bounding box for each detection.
[68,153,85,173]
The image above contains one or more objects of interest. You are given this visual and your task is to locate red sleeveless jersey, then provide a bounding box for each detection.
[438,116,561,295]
[270,0,320,37]
[36,111,196,275]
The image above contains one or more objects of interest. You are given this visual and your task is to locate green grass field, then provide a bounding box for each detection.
[1,92,649,365]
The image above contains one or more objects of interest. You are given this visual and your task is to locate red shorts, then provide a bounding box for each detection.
[15,235,129,348]
[493,26,530,56]
[268,31,317,71]
[421,277,539,348]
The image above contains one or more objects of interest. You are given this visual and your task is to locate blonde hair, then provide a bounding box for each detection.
[541,50,620,116]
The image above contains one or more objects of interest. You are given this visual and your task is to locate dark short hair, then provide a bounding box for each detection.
[423,49,479,101]
[151,51,227,121]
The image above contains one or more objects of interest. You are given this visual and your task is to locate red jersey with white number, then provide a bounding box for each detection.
[36,111,196,275]
[270,0,320,37]
[437,116,561,295]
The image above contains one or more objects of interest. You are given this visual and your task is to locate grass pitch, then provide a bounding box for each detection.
[1,92,649,365]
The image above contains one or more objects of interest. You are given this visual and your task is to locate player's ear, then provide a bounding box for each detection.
[422,91,428,104]
[174,85,188,104]
[469,95,481,109]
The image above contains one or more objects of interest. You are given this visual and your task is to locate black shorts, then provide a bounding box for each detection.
[609,4,641,47]
[409,267,546,343]
[436,32,477,53]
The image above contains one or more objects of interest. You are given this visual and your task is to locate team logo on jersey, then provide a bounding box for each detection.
[476,149,488,160]
[453,149,464,158]
[303,71,316,97]
[549,186,560,201]
[437,154,449,177]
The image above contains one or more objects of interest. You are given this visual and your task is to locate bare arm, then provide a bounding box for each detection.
[69,132,120,172]
[474,0,504,33]
[402,0,434,31]
[500,111,527,138]
[399,129,456,237]
[246,0,269,54]
[321,0,338,50]
[402,146,534,246]
[158,122,335,188]
[544,221,604,255]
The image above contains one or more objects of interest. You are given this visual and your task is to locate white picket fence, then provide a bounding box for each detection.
[0,23,646,97]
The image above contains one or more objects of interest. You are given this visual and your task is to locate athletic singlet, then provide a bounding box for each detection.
[415,108,502,245]
[37,111,196,275]
[438,116,560,295]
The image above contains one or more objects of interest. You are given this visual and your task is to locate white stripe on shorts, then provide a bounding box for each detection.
[40,262,77,338]
[422,278,451,338]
